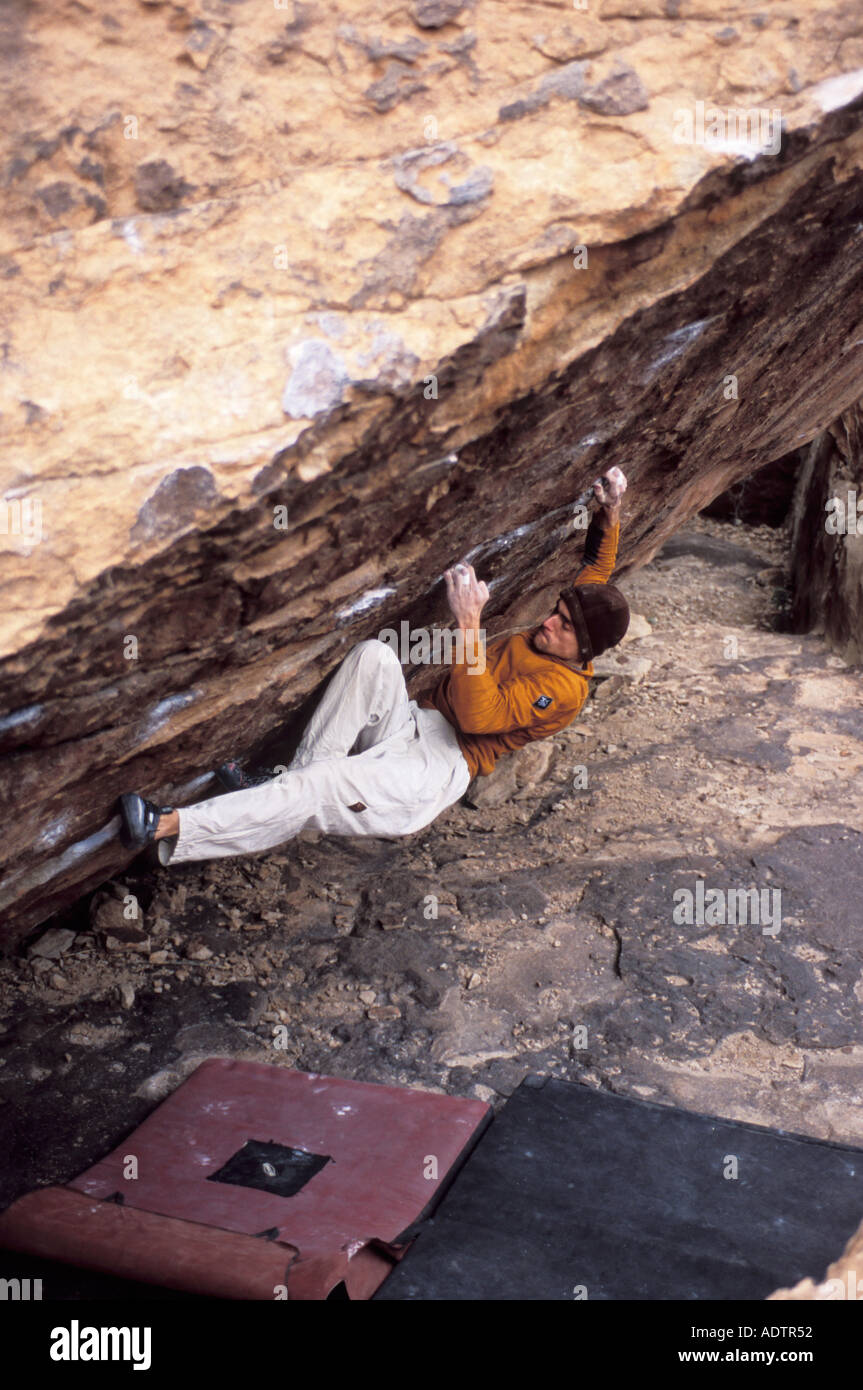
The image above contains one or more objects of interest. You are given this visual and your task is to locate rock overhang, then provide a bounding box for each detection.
[3,1,863,939]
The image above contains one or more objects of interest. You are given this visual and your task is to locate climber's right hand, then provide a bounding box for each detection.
[444,563,488,630]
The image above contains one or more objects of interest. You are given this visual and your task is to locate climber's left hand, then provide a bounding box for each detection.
[444,563,489,630]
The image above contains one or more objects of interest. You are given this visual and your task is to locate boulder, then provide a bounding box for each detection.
[4,2,863,941]
[463,737,555,809]
[789,403,863,666]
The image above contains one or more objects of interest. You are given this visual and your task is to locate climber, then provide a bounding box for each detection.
[117,468,630,864]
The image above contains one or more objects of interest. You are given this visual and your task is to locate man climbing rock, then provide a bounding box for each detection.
[118,469,629,864]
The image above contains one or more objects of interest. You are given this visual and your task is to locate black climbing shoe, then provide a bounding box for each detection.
[118,792,174,850]
[216,759,279,792]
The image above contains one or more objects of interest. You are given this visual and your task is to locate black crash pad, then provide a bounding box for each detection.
[375,1075,863,1300]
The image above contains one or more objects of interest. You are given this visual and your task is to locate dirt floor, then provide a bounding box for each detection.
[2,513,863,1289]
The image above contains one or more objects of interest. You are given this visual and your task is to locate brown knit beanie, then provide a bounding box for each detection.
[559,583,630,663]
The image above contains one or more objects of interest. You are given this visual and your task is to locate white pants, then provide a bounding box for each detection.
[165,640,471,864]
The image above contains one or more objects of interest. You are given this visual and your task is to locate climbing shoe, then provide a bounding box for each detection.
[216,759,279,792]
[118,792,174,850]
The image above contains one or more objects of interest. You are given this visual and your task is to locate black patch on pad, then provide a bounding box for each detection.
[207,1140,330,1199]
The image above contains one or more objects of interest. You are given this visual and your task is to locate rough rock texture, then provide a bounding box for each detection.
[789,403,863,666]
[4,2,863,939]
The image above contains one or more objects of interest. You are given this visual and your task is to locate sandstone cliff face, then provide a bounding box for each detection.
[3,1,863,941]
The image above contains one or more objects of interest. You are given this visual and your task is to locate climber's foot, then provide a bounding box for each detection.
[118,793,175,850]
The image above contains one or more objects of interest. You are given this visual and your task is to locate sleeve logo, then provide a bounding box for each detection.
[533,695,553,710]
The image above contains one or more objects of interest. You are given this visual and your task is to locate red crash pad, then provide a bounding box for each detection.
[0,1060,490,1299]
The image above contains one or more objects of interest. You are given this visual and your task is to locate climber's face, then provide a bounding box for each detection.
[532,600,580,661]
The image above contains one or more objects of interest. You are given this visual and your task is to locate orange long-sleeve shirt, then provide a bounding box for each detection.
[419,516,620,778]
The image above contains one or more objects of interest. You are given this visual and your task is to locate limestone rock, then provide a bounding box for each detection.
[410,0,468,29]
[463,759,519,810]
[367,1003,401,1021]
[463,736,555,809]
[90,889,146,942]
[513,739,556,792]
[591,650,653,683]
[27,927,77,960]
[118,981,136,1010]
[579,59,649,116]
[3,3,863,940]
[620,612,652,642]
